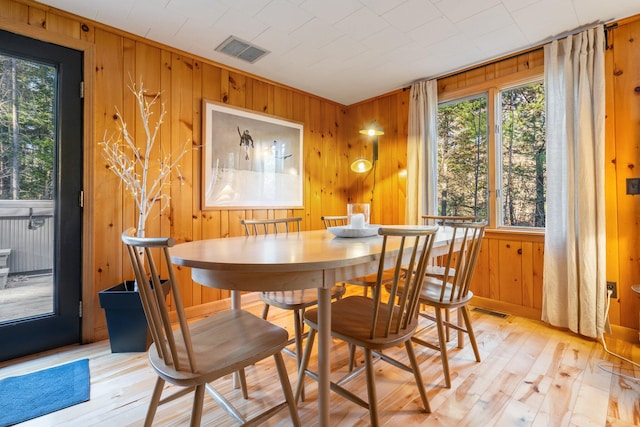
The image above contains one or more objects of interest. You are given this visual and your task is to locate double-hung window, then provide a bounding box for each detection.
[436,78,545,229]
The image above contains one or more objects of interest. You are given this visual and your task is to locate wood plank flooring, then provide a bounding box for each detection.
[1,287,639,426]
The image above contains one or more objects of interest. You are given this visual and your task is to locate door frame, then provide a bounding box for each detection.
[0,18,96,344]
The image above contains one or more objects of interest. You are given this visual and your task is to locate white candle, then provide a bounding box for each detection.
[351,213,365,229]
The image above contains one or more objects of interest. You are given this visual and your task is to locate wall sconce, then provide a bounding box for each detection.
[350,120,384,173]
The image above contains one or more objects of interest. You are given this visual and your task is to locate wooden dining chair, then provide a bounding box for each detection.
[321,214,397,371]
[241,217,346,392]
[295,226,438,426]
[121,228,300,427]
[419,215,476,342]
[411,222,485,389]
[321,215,395,298]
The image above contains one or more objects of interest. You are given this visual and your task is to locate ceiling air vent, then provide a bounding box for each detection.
[215,36,269,64]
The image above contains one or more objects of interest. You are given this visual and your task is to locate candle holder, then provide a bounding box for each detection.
[347,203,370,229]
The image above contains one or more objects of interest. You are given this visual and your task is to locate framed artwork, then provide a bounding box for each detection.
[201,100,304,209]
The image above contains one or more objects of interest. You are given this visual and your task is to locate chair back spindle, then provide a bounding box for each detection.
[321,215,348,228]
[241,217,302,235]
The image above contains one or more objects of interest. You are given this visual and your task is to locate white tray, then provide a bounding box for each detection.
[327,225,380,238]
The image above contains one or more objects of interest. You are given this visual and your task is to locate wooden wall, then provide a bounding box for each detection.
[91,35,357,341]
[344,92,410,225]
[3,0,640,343]
[606,17,640,336]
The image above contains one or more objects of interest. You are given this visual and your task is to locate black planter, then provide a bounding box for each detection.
[98,280,171,353]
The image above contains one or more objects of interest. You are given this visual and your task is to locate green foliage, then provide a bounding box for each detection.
[0,55,55,200]
[501,82,546,227]
[437,95,489,221]
[437,82,546,228]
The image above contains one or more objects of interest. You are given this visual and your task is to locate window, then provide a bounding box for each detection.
[437,95,489,221]
[436,79,545,229]
[499,82,546,227]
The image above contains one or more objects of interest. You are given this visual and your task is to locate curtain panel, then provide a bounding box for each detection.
[542,26,606,339]
[406,79,438,224]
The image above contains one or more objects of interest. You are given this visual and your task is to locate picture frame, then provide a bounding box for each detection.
[201,100,304,209]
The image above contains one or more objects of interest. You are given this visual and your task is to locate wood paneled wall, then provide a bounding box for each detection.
[2,0,639,343]
[345,92,410,225]
[91,36,355,340]
[606,17,640,335]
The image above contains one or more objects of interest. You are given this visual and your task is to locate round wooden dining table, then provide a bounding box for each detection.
[170,227,454,426]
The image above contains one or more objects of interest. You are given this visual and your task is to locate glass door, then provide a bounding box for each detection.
[0,30,82,361]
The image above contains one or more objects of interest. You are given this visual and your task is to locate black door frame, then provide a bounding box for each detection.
[0,29,83,361]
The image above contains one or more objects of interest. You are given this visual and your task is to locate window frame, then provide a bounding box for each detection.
[437,93,491,223]
[436,70,545,231]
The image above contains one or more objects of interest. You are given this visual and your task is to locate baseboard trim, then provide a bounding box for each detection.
[471,296,639,344]
[607,324,640,344]
[471,296,541,320]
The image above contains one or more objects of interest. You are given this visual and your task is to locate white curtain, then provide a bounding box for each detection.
[542,26,606,339]
[406,79,438,224]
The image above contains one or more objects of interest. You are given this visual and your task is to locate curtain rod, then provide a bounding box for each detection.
[407,19,615,88]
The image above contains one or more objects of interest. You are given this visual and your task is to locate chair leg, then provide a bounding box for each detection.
[293,309,305,401]
[348,344,357,372]
[239,367,248,399]
[405,340,431,413]
[460,305,481,362]
[144,377,165,427]
[274,352,302,427]
[445,308,451,342]
[261,302,270,320]
[190,384,205,427]
[435,308,451,388]
[363,348,379,427]
[457,308,464,348]
[295,327,316,403]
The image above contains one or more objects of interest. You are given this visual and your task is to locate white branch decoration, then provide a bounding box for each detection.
[100,80,192,238]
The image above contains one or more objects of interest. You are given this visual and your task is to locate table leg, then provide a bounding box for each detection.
[232,290,241,388]
[231,290,241,310]
[317,284,331,427]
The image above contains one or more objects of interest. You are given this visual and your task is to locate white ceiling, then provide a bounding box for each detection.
[38,0,640,105]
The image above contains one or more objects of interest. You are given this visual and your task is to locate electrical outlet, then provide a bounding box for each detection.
[606,281,617,298]
[627,178,640,195]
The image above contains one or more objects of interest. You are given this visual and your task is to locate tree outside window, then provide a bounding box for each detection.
[500,82,546,227]
[437,95,489,222]
[0,54,55,201]
[436,80,545,229]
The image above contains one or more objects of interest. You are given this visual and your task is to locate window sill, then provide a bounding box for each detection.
[484,227,545,242]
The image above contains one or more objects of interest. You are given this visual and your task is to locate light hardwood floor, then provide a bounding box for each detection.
[1,287,639,426]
